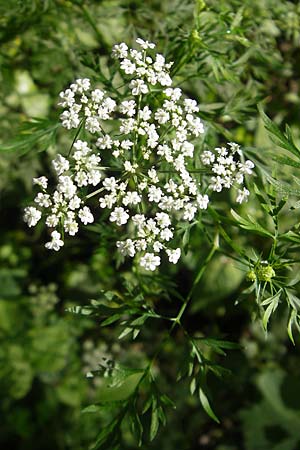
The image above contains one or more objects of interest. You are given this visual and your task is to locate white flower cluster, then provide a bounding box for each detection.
[24,140,100,250]
[24,38,254,269]
[58,78,116,133]
[200,142,254,203]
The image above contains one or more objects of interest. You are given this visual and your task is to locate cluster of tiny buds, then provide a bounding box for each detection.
[24,38,255,270]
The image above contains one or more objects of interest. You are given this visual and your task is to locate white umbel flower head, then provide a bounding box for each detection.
[24,38,255,267]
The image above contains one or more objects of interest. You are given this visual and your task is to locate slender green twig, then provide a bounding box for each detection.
[77,3,109,51]
[67,119,84,157]
[146,232,219,372]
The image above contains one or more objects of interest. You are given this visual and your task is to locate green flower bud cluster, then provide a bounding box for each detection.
[257,264,275,282]
[246,263,276,283]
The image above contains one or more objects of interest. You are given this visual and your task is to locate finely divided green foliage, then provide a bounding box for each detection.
[1,1,300,450]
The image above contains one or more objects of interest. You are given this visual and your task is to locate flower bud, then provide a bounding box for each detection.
[257,264,275,282]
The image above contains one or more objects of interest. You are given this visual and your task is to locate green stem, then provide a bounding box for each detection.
[67,119,84,157]
[78,3,108,49]
[147,233,219,371]
[85,186,105,199]
[269,217,278,261]
[175,232,219,325]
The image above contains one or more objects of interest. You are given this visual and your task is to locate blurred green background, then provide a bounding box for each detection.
[1,1,300,449]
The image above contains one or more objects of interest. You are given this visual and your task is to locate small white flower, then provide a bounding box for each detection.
[124,161,138,173]
[148,168,159,183]
[45,214,59,228]
[210,176,223,192]
[45,231,64,251]
[160,228,173,241]
[136,38,155,50]
[153,241,163,252]
[103,177,117,191]
[186,114,204,136]
[58,89,75,108]
[235,172,244,184]
[122,191,141,206]
[130,48,143,61]
[52,154,70,175]
[197,194,209,210]
[132,214,146,227]
[57,176,77,199]
[120,140,133,150]
[64,218,79,236]
[155,212,171,228]
[148,186,162,203]
[146,69,157,85]
[91,89,104,103]
[34,193,52,208]
[183,204,197,221]
[78,206,94,225]
[164,87,182,101]
[140,252,161,271]
[184,98,199,113]
[112,42,128,59]
[33,176,48,189]
[238,160,255,175]
[103,97,116,113]
[73,139,90,152]
[116,239,135,257]
[145,218,159,235]
[216,146,228,157]
[96,135,113,149]
[228,142,242,155]
[166,248,181,264]
[157,71,172,87]
[120,100,136,117]
[110,207,129,226]
[75,170,88,187]
[74,78,90,93]
[86,117,101,133]
[88,170,102,186]
[135,239,147,251]
[181,141,194,157]
[24,206,42,227]
[201,150,215,165]
[130,79,148,95]
[236,187,250,204]
[154,109,170,124]
[153,54,166,71]
[120,59,136,74]
[60,110,80,129]
[139,106,152,121]
[212,163,227,177]
[100,193,117,209]
[120,118,136,134]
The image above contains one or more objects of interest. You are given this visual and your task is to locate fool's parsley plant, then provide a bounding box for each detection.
[24,38,254,270]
